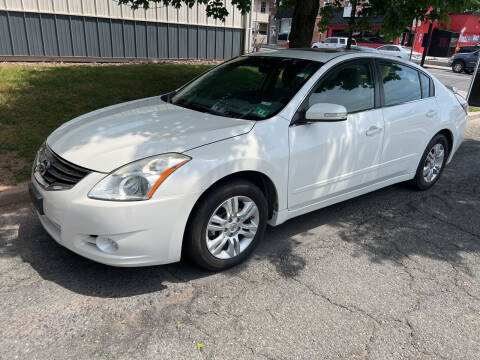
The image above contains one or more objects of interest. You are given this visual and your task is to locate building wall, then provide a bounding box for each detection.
[411,14,480,54]
[0,0,246,60]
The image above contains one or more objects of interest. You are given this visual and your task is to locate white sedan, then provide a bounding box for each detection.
[376,44,423,61]
[30,49,467,270]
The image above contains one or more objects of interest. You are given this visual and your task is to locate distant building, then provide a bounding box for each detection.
[403,13,480,57]
[251,0,270,48]
[0,0,249,61]
[270,0,330,47]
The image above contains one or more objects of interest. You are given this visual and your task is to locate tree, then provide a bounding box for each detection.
[465,0,480,12]
[118,0,251,20]
[318,0,472,49]
[120,0,474,49]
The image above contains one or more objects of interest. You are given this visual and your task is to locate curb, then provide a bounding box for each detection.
[2,112,480,209]
[424,60,450,68]
[468,111,480,121]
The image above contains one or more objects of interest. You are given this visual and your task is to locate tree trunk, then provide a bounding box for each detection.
[289,0,320,48]
[346,0,357,49]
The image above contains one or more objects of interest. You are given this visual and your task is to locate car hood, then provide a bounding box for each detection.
[47,96,255,173]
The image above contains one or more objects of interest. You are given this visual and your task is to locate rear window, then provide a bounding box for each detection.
[379,61,421,106]
[419,73,431,98]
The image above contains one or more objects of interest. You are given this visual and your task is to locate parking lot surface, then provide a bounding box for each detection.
[1,76,480,360]
[427,66,472,95]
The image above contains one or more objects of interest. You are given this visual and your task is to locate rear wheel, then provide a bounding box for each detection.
[185,180,267,271]
[412,134,449,190]
[452,61,465,73]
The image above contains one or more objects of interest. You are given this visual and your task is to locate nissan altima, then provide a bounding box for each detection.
[30,49,468,270]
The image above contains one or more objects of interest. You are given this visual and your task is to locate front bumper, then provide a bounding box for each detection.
[31,172,197,267]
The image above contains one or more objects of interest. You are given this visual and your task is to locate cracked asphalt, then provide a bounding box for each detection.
[2,120,480,359]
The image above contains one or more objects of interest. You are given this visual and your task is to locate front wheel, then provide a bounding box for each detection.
[412,134,449,190]
[184,180,268,271]
[452,61,465,73]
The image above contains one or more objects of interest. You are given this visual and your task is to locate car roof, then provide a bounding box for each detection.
[247,47,377,62]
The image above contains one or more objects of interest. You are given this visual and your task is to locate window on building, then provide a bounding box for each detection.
[308,60,375,113]
[261,1,266,13]
[379,61,422,106]
[258,23,268,35]
[279,18,291,34]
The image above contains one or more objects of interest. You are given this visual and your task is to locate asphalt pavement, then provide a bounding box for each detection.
[1,68,480,360]
[426,66,472,96]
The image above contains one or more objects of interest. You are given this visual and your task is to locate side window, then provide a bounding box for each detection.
[339,38,346,44]
[419,73,431,98]
[308,60,375,113]
[379,62,421,106]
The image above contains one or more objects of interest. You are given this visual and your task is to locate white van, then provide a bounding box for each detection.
[312,37,357,49]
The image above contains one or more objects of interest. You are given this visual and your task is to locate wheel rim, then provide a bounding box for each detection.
[454,63,462,72]
[423,143,445,183]
[205,196,259,260]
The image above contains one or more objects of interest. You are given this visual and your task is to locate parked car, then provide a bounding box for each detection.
[345,45,380,53]
[312,46,378,53]
[312,37,357,49]
[376,45,423,61]
[457,43,480,54]
[31,48,467,271]
[449,50,479,73]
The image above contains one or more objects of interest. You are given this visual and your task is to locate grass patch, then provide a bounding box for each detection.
[0,63,211,184]
[469,106,480,112]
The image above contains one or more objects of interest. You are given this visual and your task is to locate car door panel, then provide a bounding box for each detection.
[288,59,385,210]
[289,109,384,209]
[467,53,478,70]
[381,101,432,175]
[378,60,439,176]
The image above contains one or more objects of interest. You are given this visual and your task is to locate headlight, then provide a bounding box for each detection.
[88,153,190,201]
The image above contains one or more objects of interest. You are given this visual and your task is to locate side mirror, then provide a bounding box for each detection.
[305,103,348,122]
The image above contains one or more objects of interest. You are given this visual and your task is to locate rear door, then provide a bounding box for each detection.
[377,60,439,178]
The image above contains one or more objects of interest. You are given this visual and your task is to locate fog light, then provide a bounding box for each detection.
[96,236,119,254]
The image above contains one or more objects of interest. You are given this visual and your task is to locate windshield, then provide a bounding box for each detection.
[169,56,322,120]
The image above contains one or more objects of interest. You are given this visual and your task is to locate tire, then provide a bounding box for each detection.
[412,134,449,190]
[452,61,465,73]
[184,179,268,271]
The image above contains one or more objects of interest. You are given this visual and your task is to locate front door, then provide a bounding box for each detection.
[288,59,385,211]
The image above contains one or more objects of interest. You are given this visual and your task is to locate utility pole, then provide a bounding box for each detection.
[420,20,433,67]
[409,19,418,61]
[346,0,357,49]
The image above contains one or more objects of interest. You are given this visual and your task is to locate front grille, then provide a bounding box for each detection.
[34,145,91,190]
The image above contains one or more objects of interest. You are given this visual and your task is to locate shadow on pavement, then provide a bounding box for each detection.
[3,138,480,297]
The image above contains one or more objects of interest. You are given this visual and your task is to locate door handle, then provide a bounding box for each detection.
[426,110,437,118]
[366,125,383,136]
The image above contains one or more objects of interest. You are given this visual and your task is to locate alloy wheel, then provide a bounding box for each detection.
[423,143,445,183]
[205,196,259,260]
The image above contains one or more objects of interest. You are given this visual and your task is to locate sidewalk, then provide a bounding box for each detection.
[423,56,450,68]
